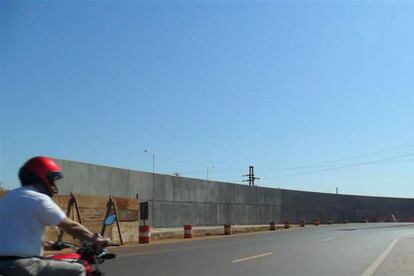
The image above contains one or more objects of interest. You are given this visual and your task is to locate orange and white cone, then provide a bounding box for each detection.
[184,225,193,239]
[139,225,151,243]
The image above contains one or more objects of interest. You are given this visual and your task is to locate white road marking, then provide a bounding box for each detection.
[323,237,335,242]
[232,252,274,263]
[361,238,399,276]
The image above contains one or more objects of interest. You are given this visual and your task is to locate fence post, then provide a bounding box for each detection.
[224,224,232,235]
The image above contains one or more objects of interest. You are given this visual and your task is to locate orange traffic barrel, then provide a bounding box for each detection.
[284,220,290,229]
[300,219,305,227]
[139,225,151,243]
[184,225,193,239]
[270,222,276,231]
[224,224,232,235]
[314,218,320,226]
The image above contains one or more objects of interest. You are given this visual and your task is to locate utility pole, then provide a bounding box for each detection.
[242,166,259,186]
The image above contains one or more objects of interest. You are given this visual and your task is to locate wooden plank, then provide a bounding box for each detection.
[113,196,139,210]
[72,194,109,209]
[116,209,139,221]
[20,192,140,244]
[111,221,139,244]
[52,194,139,223]
[77,208,107,222]
[53,194,138,210]
[44,222,113,243]
[66,207,138,222]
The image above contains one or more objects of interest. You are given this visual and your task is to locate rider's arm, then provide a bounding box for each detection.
[58,217,95,241]
[57,218,109,247]
[43,240,55,250]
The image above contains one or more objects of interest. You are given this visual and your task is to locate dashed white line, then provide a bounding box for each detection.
[323,237,335,242]
[361,238,399,276]
[232,252,274,263]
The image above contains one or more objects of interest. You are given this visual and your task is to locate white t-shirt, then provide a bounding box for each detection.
[0,186,66,257]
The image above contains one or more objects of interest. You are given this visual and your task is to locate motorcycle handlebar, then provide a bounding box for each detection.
[52,236,112,251]
[52,241,76,250]
[97,252,116,259]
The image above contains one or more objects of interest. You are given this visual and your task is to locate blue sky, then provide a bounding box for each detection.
[1,1,414,197]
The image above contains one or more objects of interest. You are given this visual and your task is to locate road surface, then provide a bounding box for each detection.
[102,223,414,275]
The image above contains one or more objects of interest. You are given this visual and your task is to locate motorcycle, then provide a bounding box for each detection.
[46,215,117,276]
[47,239,115,276]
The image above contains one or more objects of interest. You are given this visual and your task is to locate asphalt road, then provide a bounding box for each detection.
[102,223,414,276]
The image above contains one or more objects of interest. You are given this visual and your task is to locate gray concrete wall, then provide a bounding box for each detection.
[55,159,414,227]
[279,190,414,223]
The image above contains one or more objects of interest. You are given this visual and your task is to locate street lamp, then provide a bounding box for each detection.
[144,149,155,175]
[206,166,214,180]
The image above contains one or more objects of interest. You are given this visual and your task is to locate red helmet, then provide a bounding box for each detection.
[18,156,63,194]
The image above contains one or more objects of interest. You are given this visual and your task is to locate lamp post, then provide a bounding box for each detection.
[206,166,214,180]
[144,149,155,175]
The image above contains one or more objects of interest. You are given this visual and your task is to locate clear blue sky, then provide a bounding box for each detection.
[1,1,414,197]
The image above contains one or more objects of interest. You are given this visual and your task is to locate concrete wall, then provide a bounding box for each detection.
[55,159,414,227]
[279,190,414,223]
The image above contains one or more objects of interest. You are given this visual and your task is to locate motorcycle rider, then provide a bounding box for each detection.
[0,156,109,276]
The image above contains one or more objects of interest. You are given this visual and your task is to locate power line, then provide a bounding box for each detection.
[181,143,414,176]
[368,158,414,165]
[260,153,414,180]
[154,143,414,181]
[258,143,414,173]
[320,144,414,164]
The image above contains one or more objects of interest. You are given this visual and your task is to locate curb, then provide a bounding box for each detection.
[151,224,300,240]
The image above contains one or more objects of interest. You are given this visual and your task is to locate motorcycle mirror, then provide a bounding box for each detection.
[104,214,117,225]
